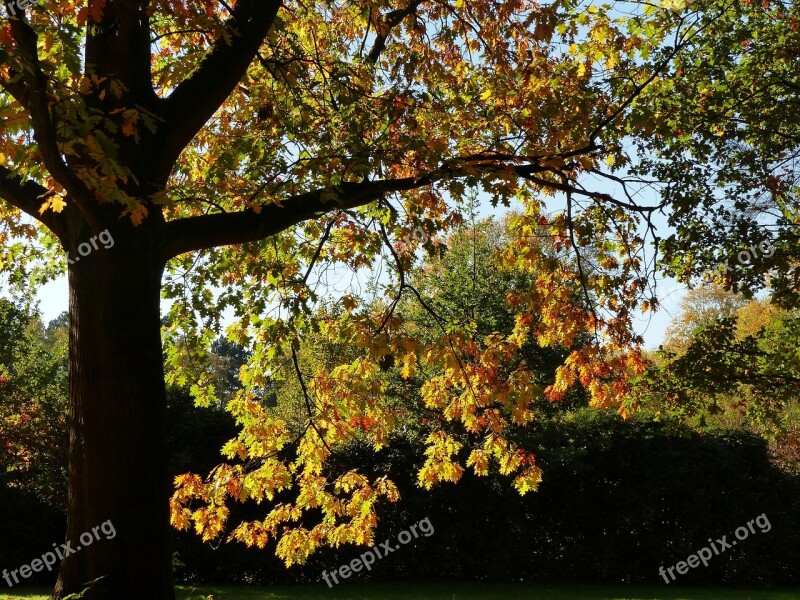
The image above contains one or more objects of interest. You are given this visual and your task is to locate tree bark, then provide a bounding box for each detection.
[54,226,173,600]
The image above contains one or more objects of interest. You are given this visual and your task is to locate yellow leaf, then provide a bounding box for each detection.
[513,465,544,495]
[121,109,138,137]
[400,352,417,378]
[467,449,489,476]
[342,295,358,311]
[39,195,66,214]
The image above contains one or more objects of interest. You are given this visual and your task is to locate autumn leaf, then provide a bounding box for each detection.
[39,195,66,214]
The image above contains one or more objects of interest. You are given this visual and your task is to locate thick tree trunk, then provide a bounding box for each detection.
[54,228,174,600]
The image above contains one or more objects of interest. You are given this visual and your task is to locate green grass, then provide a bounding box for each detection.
[2,583,800,600]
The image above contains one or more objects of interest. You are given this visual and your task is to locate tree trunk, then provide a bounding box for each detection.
[54,228,174,600]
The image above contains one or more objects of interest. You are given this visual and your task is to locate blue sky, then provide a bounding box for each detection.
[31,195,685,350]
[33,274,683,348]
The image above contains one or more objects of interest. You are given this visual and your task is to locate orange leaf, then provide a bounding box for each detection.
[88,0,107,22]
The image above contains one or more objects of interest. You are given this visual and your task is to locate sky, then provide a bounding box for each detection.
[30,195,686,350]
[19,149,687,349]
[33,276,684,349]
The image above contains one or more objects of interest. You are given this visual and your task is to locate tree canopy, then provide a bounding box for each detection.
[1,0,798,596]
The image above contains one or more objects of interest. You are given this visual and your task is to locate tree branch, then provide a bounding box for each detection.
[8,18,100,230]
[520,172,665,214]
[366,0,425,64]
[163,177,427,259]
[162,151,592,260]
[566,190,600,342]
[0,165,65,235]
[155,0,282,180]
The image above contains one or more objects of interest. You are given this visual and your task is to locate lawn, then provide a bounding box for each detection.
[2,583,800,600]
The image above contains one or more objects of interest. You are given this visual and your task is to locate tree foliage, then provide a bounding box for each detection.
[632,0,800,299]
[0,0,791,577]
[627,287,800,443]
[0,300,68,507]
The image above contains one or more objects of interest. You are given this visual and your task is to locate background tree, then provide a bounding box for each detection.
[0,0,731,597]
[631,0,800,300]
[625,288,800,447]
[661,283,747,353]
[394,214,591,416]
[0,301,69,507]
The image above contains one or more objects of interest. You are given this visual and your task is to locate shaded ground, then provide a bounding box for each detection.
[3,583,800,600]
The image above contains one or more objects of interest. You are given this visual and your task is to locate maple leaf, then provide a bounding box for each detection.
[121,205,149,226]
[38,196,66,214]
[121,120,137,138]
[88,0,107,23]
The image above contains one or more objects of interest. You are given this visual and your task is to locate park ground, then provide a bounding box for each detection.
[2,584,800,600]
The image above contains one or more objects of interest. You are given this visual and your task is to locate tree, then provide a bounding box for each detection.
[395,214,591,415]
[631,0,800,300]
[622,0,800,477]
[0,301,69,507]
[0,1,717,597]
[626,291,800,437]
[662,283,747,353]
